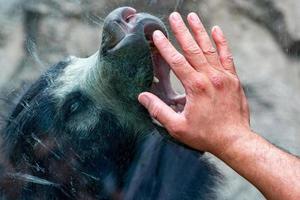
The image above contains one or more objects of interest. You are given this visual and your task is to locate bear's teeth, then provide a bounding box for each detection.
[152,118,164,127]
[170,105,176,111]
[153,76,160,83]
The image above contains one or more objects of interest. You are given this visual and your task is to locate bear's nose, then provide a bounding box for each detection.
[120,7,137,23]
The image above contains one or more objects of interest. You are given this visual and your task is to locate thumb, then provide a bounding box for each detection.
[138,92,179,128]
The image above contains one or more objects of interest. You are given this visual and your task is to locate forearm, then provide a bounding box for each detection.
[213,130,300,200]
[138,11,300,199]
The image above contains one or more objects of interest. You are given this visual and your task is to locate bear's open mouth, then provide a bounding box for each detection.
[144,25,186,114]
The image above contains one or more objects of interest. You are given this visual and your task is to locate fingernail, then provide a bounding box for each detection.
[138,93,150,107]
[153,30,164,40]
[189,12,199,22]
[213,25,223,36]
[170,12,181,21]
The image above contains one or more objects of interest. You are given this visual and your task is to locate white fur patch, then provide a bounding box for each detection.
[53,52,99,103]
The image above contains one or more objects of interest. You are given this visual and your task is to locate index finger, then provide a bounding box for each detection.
[153,30,195,86]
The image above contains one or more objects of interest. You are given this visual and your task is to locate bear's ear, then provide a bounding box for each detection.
[9,77,48,121]
[8,60,69,122]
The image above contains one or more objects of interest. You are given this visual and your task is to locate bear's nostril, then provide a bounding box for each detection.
[144,22,168,42]
[125,14,135,23]
[121,7,136,23]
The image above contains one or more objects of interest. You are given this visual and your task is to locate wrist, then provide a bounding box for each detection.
[208,126,254,159]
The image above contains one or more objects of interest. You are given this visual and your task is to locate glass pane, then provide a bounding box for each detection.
[0,0,299,199]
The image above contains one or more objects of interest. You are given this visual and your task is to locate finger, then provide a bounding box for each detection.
[153,30,195,86]
[187,12,223,70]
[168,12,208,72]
[138,92,181,128]
[212,26,237,74]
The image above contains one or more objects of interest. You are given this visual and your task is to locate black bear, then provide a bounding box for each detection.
[0,7,221,200]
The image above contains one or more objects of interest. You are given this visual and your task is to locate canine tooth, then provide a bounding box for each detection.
[153,76,160,83]
[152,118,164,127]
[170,105,176,111]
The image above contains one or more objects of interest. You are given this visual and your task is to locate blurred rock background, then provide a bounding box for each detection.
[0,0,299,199]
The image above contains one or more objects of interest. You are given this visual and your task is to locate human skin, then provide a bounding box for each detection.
[138,12,300,200]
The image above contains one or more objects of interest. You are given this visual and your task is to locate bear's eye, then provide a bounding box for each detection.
[69,102,80,114]
[62,91,86,121]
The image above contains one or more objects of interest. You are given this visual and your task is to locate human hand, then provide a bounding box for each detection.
[138,12,250,154]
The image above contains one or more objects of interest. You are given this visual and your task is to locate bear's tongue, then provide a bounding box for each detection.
[150,50,185,114]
